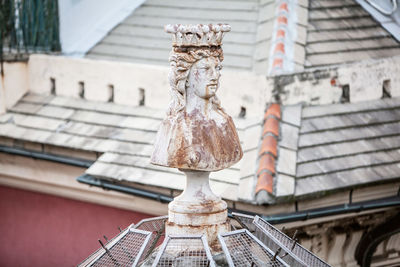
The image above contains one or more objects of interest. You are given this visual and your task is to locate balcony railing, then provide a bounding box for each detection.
[0,0,61,62]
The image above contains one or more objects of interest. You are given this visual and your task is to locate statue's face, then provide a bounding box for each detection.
[188,57,221,99]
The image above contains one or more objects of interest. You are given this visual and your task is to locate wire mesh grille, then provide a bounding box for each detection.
[232,212,256,232]
[134,216,168,260]
[79,214,330,267]
[90,229,152,267]
[219,229,288,267]
[251,227,306,267]
[253,216,330,267]
[78,224,135,267]
[152,235,215,267]
[135,216,167,233]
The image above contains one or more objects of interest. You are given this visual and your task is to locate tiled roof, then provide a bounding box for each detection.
[3,93,399,205]
[86,0,276,74]
[85,0,400,74]
[256,104,280,197]
[270,2,290,73]
[0,93,262,203]
[296,97,400,197]
[305,0,400,68]
[256,97,400,204]
[355,0,400,42]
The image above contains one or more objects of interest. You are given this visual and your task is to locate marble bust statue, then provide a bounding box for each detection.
[151,24,243,171]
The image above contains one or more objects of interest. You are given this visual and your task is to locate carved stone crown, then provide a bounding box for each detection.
[165,24,231,47]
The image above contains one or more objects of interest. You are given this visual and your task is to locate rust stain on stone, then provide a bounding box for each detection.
[151,108,243,171]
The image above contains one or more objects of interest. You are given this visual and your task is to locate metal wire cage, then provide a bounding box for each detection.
[79,214,331,267]
[78,216,168,267]
[90,228,152,267]
[77,223,135,267]
[152,235,216,267]
[135,216,168,232]
[218,229,289,267]
[231,213,330,267]
[253,216,330,267]
[231,212,257,232]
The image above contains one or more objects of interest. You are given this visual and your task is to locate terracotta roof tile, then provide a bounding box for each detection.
[276,29,285,39]
[255,172,274,194]
[256,103,281,198]
[264,103,281,120]
[273,58,283,68]
[277,16,288,25]
[263,117,279,137]
[257,153,275,175]
[274,42,285,54]
[279,2,288,12]
[259,135,277,157]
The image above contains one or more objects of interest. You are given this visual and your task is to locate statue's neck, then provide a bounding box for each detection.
[186,87,214,118]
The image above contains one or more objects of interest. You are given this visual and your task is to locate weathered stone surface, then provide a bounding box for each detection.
[279,122,299,150]
[297,149,400,178]
[295,162,400,197]
[152,110,242,171]
[276,147,297,176]
[281,104,302,126]
[148,24,245,248]
[275,174,295,197]
[151,25,242,172]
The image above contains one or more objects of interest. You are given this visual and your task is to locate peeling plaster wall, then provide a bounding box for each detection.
[268,55,400,105]
[338,56,400,103]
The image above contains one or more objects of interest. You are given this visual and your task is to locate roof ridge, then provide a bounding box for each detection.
[255,103,281,202]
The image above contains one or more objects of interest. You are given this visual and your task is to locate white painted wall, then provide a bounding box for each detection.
[58,0,145,57]
[0,62,29,114]
[270,55,400,106]
[28,55,269,118]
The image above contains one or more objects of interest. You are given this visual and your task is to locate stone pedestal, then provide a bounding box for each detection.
[166,170,230,250]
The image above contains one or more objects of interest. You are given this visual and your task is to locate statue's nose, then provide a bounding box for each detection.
[211,66,220,79]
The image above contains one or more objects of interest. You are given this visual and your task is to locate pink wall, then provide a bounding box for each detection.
[0,186,153,267]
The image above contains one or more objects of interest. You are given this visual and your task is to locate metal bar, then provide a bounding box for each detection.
[263,196,400,224]
[134,216,168,229]
[151,235,171,267]
[219,229,289,267]
[232,212,254,231]
[244,230,289,267]
[78,225,133,267]
[88,228,152,267]
[132,229,153,267]
[218,233,235,267]
[77,174,173,204]
[89,230,131,266]
[0,145,94,167]
[201,235,216,267]
[253,216,329,267]
[98,239,120,267]
[143,222,165,260]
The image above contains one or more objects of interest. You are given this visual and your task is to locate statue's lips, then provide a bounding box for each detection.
[207,83,218,90]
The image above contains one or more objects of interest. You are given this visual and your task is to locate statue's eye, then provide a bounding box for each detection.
[216,65,222,71]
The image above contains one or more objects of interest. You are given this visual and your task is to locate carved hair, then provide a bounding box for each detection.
[167,47,224,116]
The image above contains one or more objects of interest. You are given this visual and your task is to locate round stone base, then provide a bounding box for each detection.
[166,219,230,252]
